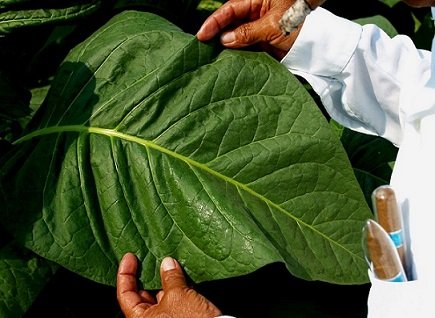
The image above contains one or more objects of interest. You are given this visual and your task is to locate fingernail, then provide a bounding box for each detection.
[161,257,176,272]
[221,32,235,44]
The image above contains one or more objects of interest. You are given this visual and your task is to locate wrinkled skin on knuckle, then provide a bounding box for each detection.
[164,288,220,318]
[238,23,253,42]
[152,312,172,318]
[264,15,282,40]
[128,304,153,318]
[162,271,184,286]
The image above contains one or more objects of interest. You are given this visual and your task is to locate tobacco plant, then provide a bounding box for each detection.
[0,0,432,316]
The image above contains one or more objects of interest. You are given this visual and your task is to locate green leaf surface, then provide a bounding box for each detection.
[0,1,102,34]
[197,0,223,12]
[29,84,50,114]
[377,0,401,8]
[354,15,398,37]
[336,122,398,208]
[0,243,58,318]
[0,10,372,289]
[0,0,32,8]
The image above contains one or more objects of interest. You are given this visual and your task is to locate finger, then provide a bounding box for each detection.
[117,253,139,295]
[156,290,165,303]
[197,0,260,41]
[159,257,188,291]
[117,253,152,315]
[220,12,283,48]
[139,290,157,305]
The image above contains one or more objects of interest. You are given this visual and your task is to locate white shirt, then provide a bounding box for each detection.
[282,7,435,318]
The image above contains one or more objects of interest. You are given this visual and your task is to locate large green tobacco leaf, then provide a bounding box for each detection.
[0,1,102,34]
[0,243,58,318]
[332,121,397,208]
[0,10,372,289]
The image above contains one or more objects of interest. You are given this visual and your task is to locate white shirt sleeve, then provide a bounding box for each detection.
[281,7,435,318]
[281,7,432,147]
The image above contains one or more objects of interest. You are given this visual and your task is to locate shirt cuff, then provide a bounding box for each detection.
[281,7,362,77]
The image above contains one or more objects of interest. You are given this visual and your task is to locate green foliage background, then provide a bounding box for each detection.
[0,0,433,317]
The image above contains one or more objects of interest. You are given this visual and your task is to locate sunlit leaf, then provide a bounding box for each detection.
[0,11,372,289]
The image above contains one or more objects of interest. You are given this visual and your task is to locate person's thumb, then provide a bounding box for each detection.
[220,15,282,49]
[160,257,188,291]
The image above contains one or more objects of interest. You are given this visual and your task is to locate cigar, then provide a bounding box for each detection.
[363,219,408,282]
[279,0,327,35]
[372,185,408,276]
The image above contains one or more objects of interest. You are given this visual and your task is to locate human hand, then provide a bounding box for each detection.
[116,253,222,318]
[197,0,324,59]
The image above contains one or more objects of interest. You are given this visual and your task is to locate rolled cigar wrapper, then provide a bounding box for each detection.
[372,185,408,276]
[363,219,408,282]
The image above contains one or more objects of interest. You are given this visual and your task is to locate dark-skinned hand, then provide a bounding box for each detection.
[117,253,222,318]
[196,0,326,59]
